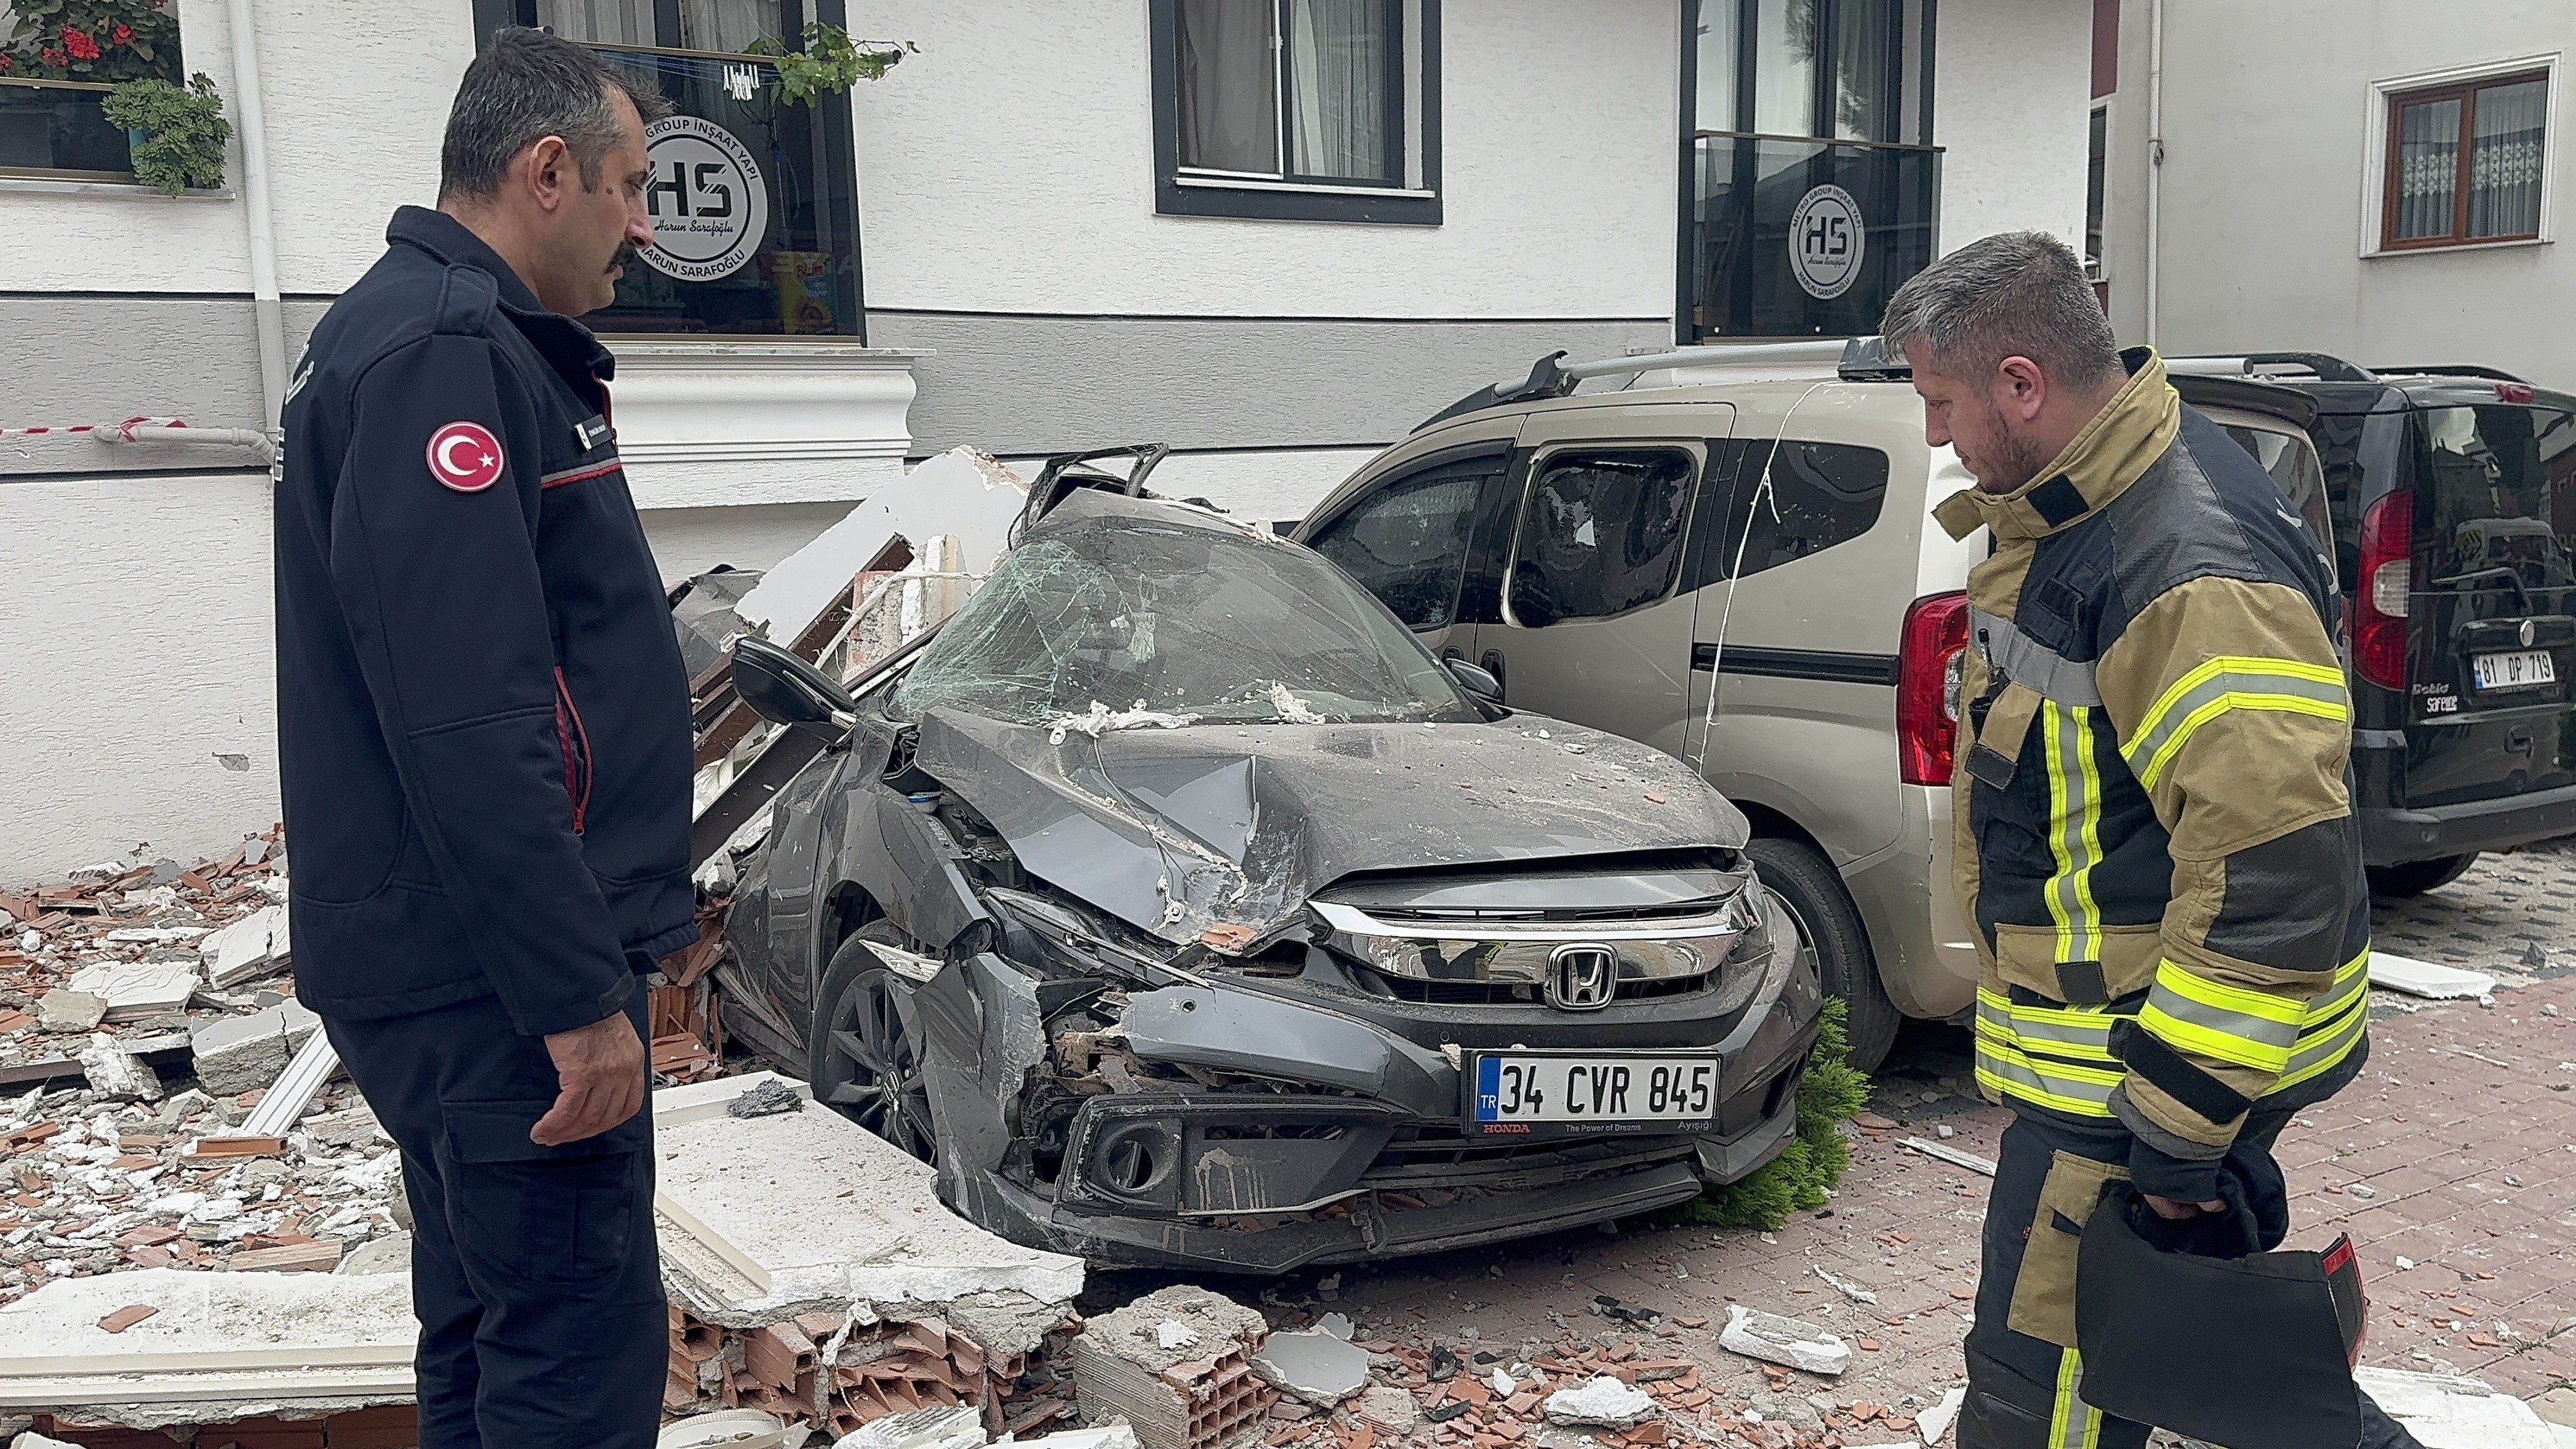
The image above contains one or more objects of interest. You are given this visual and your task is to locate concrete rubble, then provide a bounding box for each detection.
[1248,1327,1371,1405]
[188,1000,322,1097]
[2367,952,2500,1003]
[1719,1305,1852,1377]
[1072,1285,1277,1449]
[1542,1376,1660,1428]
[198,904,292,989]
[2356,1367,2560,1449]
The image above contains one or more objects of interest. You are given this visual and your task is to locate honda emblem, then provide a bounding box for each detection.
[1546,944,1618,1012]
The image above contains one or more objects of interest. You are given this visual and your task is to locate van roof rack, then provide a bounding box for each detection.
[2161,352,2378,384]
[1412,337,1900,432]
[2369,364,2529,384]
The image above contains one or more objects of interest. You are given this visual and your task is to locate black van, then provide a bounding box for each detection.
[2171,354,2576,895]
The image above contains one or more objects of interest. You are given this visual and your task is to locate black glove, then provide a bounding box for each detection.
[2121,1138,2288,1258]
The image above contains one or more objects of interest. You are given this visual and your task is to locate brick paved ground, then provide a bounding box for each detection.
[1264,843,2576,1434]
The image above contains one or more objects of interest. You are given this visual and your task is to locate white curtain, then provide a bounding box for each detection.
[2394,97,2460,241]
[1178,0,1277,173]
[535,0,653,47]
[1288,0,1389,182]
[2470,78,2546,239]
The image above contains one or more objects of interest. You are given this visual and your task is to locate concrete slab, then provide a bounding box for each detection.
[736,448,1026,639]
[649,1073,1081,1322]
[0,1267,416,1409]
[2354,1368,2555,1449]
[199,906,291,989]
[189,1000,321,1095]
[2368,952,2497,1002]
[64,963,197,1021]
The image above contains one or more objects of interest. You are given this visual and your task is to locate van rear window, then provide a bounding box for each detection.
[2419,403,2576,592]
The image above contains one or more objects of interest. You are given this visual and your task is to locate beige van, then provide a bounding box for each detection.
[1295,342,2332,1068]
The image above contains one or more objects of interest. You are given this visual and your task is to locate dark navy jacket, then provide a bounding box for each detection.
[275,207,695,1037]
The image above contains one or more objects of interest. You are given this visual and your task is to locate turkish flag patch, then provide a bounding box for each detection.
[425,421,506,492]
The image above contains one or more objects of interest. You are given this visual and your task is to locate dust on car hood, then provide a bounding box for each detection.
[912,706,1746,949]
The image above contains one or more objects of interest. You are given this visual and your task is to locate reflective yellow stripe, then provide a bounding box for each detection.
[2279,949,2373,1089]
[2049,1348,2102,1449]
[2141,959,2304,1073]
[2123,655,2349,790]
[1975,1022,2122,1116]
[2041,703,2105,965]
[1976,988,2121,1061]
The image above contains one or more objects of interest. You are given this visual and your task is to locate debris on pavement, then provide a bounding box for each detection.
[1071,1285,1275,1449]
[2367,953,2500,1003]
[1542,1375,1658,1428]
[198,904,291,989]
[833,1403,987,1449]
[2355,1366,2557,1449]
[33,991,105,1035]
[1916,1385,1966,1445]
[725,1076,805,1119]
[1249,1325,1371,1404]
[74,1034,161,1102]
[1811,1262,1879,1304]
[1896,1137,1998,1176]
[1720,1305,1853,1377]
[62,961,195,1022]
[187,998,321,1096]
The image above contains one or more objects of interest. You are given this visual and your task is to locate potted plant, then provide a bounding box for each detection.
[102,70,229,195]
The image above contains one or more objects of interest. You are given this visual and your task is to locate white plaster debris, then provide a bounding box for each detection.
[1489,1368,1517,1397]
[1155,1320,1199,1351]
[1048,700,1201,745]
[1898,1138,1999,1176]
[1250,1327,1371,1403]
[1542,1376,1658,1428]
[2369,953,2499,1003]
[658,1407,802,1449]
[1811,1263,1878,1304]
[63,962,195,1022]
[1265,682,1328,724]
[1917,1385,1967,1445]
[199,904,292,989]
[737,447,1026,639]
[1312,1311,1354,1340]
[2356,1367,2557,1449]
[76,1034,162,1102]
[1719,1304,1851,1376]
[649,1073,1083,1318]
[0,1267,417,1409]
[833,1405,983,1449]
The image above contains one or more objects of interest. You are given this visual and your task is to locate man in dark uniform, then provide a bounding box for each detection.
[273,30,691,1449]
[1880,233,2416,1449]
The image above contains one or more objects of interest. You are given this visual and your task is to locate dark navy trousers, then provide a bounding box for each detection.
[322,987,665,1449]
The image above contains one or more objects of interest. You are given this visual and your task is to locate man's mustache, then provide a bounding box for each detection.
[610,242,641,275]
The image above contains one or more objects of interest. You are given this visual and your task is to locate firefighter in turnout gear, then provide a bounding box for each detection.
[1880,234,2416,1449]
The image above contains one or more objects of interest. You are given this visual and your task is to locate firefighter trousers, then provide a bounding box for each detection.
[1960,1107,2418,1449]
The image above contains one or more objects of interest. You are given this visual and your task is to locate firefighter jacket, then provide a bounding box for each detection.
[1936,350,2371,1199]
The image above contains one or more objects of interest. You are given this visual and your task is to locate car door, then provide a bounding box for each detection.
[1477,404,1732,759]
[1303,419,1523,665]
[1690,409,1915,861]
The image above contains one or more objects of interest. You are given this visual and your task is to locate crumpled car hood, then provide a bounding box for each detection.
[912,707,1747,949]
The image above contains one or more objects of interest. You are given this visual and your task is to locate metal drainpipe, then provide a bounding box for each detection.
[225,0,286,434]
[2144,0,2165,350]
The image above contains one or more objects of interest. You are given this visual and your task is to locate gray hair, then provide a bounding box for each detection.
[1879,231,2122,388]
[439,28,672,202]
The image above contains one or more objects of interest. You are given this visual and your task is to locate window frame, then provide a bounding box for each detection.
[1500,443,1705,629]
[1148,0,1443,226]
[2362,54,2559,259]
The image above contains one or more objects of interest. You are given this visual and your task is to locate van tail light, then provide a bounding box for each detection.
[1898,591,1972,786]
[2355,490,2413,692]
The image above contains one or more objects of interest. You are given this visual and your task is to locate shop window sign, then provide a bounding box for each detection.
[486,2,865,337]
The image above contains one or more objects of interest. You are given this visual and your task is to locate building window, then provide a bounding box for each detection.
[1148,0,1441,225]
[2085,102,2107,269]
[474,0,865,337]
[1684,0,1939,341]
[0,4,184,180]
[2381,68,2549,251]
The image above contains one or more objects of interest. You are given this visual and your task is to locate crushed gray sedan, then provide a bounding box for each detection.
[716,482,1822,1272]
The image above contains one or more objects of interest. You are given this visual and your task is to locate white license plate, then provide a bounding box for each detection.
[2473,649,2557,690]
[1470,1054,1717,1127]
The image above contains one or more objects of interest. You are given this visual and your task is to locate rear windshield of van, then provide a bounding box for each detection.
[2418,402,2576,593]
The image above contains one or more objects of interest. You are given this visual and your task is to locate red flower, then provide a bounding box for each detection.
[60,25,100,61]
[0,54,13,72]
[40,46,65,66]
[112,23,133,45]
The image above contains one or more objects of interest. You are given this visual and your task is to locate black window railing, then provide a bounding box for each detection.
[0,76,132,179]
[1686,132,1938,341]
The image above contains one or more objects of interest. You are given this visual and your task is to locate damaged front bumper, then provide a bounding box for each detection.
[915,889,1822,1274]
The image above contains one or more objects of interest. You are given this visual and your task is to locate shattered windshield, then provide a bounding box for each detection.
[890,508,1479,729]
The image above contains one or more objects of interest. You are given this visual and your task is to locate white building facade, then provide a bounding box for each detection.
[2095,0,2576,380]
[0,0,2090,881]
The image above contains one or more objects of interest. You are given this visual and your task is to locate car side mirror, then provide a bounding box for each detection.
[732,636,857,735]
[1444,655,1503,704]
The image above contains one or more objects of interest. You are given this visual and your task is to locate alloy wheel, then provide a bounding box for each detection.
[820,962,937,1163]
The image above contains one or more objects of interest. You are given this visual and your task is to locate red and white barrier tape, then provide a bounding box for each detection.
[0,416,186,440]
